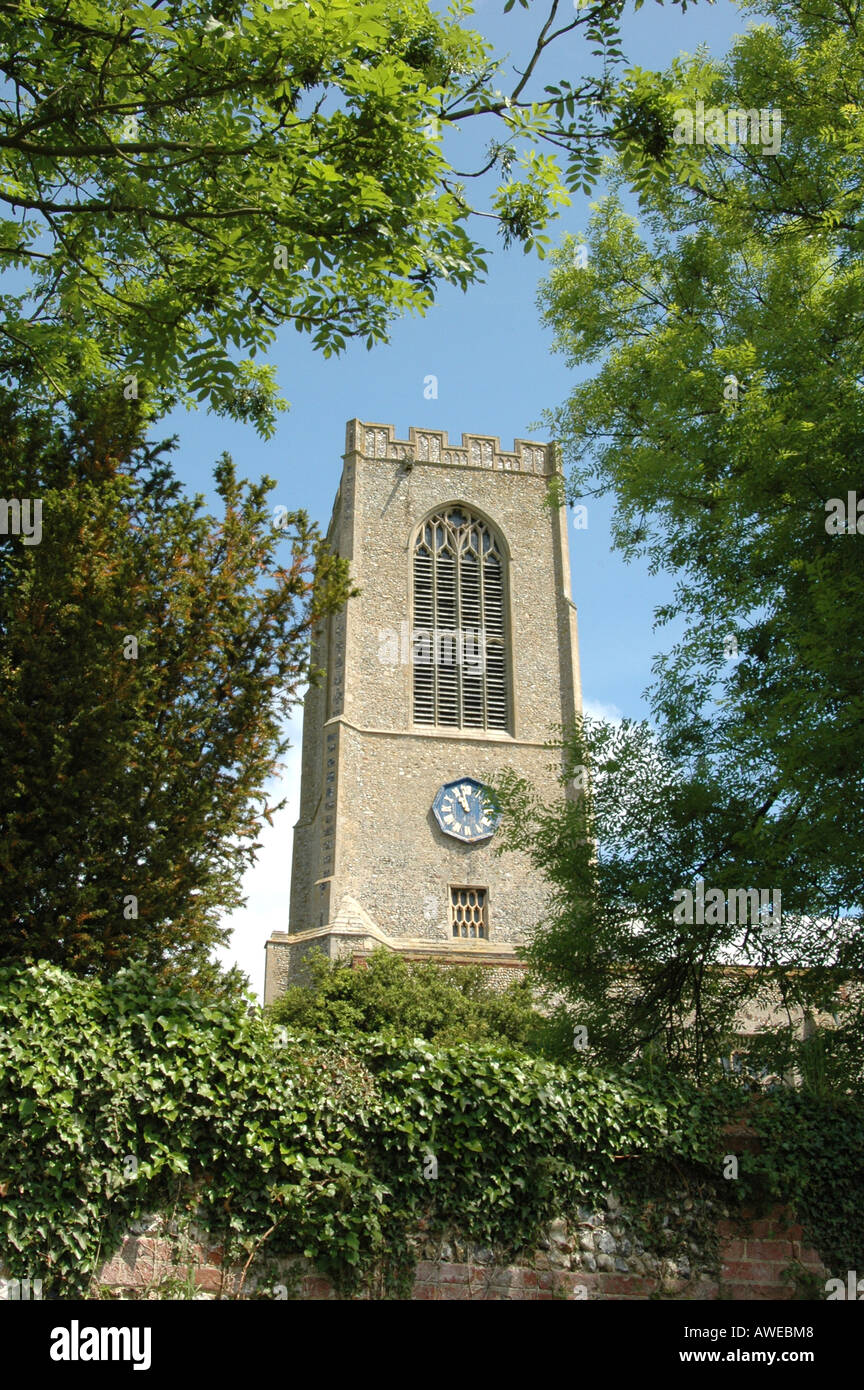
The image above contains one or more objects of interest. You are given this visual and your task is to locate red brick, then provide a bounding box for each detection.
[722,1260,777,1283]
[722,1282,789,1300]
[748,1239,793,1260]
[466,1273,494,1295]
[194,1266,223,1292]
[798,1249,826,1271]
[486,1277,520,1295]
[747,1219,775,1238]
[720,1238,748,1260]
[439,1263,470,1284]
[684,1281,719,1301]
[600,1275,654,1296]
[520,1271,539,1289]
[95,1260,122,1285]
[439,1284,470,1300]
[569,1273,599,1292]
[466,1281,493,1299]
[302,1276,333,1298]
[582,1274,601,1290]
[413,1283,439,1300]
[551,1273,580,1294]
[413,1261,438,1281]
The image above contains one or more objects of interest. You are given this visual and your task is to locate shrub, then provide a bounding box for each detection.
[267,948,552,1052]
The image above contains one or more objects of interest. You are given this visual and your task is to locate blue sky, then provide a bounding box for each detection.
[155,0,755,994]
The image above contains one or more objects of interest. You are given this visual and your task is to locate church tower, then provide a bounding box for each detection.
[263,419,582,1001]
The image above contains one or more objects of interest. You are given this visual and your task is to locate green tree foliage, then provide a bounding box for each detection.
[525,0,864,1081]
[0,389,352,984]
[0,0,700,430]
[539,0,864,866]
[267,947,550,1051]
[494,717,864,1085]
[0,0,487,428]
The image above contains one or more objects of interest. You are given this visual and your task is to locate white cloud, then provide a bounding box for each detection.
[581,697,624,725]
[213,708,304,1001]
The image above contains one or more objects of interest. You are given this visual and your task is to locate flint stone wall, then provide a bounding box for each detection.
[84,1202,825,1301]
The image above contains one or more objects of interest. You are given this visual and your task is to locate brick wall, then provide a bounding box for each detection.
[88,1204,827,1301]
[717,1209,826,1301]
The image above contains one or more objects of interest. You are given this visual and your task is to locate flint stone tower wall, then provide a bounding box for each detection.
[264,419,582,1001]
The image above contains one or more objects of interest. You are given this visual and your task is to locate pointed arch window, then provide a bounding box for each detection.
[412,508,508,730]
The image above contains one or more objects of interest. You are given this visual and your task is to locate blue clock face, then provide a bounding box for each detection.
[433,778,500,843]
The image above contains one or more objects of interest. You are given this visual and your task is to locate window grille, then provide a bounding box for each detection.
[450,886,488,939]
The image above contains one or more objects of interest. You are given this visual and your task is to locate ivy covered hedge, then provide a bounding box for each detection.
[1,962,861,1297]
[739,1092,864,1280]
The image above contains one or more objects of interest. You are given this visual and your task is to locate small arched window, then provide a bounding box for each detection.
[412,507,508,730]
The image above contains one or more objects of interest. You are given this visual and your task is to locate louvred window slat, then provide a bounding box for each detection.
[412,509,509,731]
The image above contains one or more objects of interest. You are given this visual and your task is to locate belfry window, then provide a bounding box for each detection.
[412,509,508,730]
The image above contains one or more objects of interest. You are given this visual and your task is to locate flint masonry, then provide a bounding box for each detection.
[263,419,582,1001]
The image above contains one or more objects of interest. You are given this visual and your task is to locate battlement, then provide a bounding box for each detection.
[344,419,554,475]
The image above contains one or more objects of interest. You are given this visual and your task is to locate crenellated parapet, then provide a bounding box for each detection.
[344,419,554,475]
